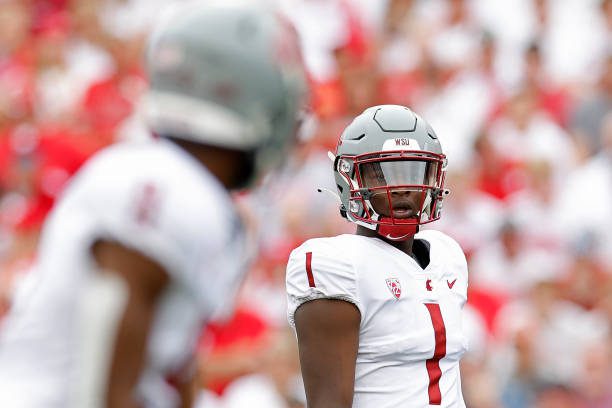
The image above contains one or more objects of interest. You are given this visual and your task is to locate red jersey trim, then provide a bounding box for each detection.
[305,252,316,288]
[424,303,447,405]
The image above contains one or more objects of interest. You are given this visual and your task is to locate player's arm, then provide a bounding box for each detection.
[294,299,360,408]
[91,240,170,408]
[175,370,197,408]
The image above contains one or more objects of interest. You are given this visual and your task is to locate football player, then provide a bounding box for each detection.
[0,2,305,408]
[286,105,468,407]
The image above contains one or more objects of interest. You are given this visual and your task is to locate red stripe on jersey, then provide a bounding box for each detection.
[305,252,315,287]
[424,303,447,405]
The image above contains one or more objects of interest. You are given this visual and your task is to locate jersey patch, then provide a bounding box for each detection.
[385,278,401,299]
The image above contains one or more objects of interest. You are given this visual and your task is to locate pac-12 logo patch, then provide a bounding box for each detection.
[385,278,402,299]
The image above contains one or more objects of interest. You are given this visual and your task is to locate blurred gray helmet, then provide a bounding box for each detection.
[333,105,449,241]
[142,1,307,185]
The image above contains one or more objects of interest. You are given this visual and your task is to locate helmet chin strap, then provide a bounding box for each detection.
[377,219,419,241]
[360,196,421,241]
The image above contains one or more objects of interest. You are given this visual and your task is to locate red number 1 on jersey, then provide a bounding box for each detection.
[424,303,447,405]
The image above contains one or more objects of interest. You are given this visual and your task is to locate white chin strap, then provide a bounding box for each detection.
[72,268,129,408]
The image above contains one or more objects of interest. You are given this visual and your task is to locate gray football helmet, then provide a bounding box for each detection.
[141,1,306,185]
[333,105,449,241]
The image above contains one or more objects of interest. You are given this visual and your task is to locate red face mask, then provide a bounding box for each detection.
[339,150,448,241]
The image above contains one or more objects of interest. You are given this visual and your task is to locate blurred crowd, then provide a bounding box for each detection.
[0,1,611,407]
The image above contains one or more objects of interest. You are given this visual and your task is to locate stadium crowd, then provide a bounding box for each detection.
[0,0,610,407]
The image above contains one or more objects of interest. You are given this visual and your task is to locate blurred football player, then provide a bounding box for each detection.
[0,2,305,408]
[286,105,468,407]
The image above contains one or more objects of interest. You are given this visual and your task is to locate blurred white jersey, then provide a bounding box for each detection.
[286,231,468,408]
[0,139,249,408]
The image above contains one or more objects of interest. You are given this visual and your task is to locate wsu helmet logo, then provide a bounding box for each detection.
[385,278,402,299]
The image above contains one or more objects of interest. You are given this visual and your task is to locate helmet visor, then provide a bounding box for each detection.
[359,160,439,189]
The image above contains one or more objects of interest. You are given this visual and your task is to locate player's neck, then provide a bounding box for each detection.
[355,225,415,256]
[167,137,252,189]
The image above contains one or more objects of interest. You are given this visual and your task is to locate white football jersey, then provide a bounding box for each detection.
[0,139,250,408]
[286,230,468,408]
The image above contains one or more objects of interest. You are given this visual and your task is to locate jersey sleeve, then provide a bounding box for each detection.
[285,239,362,328]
